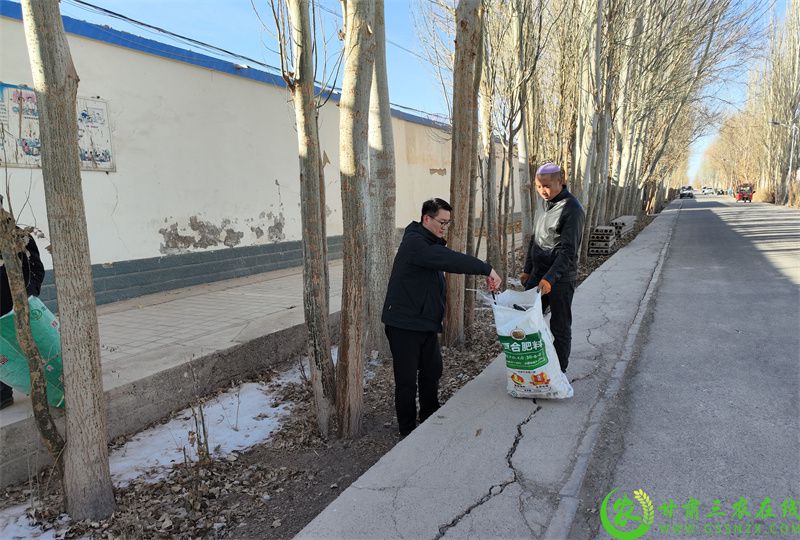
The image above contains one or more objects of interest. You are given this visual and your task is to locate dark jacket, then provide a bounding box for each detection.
[1,234,45,316]
[382,221,492,332]
[523,187,585,287]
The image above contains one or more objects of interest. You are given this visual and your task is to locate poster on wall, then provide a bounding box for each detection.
[0,82,115,172]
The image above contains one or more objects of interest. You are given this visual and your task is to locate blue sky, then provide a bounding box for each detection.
[57,0,448,117]
[686,0,787,181]
[54,0,788,181]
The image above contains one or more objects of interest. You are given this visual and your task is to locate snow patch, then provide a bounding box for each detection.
[0,504,69,539]
[110,365,302,487]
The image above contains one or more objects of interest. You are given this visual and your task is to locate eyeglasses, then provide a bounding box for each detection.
[431,217,451,227]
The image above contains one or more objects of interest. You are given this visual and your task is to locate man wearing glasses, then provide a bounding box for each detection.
[382,198,502,438]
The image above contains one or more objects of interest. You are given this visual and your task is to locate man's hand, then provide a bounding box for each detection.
[538,278,552,295]
[487,269,502,291]
[519,272,529,285]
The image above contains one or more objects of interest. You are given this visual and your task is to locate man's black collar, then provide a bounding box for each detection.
[412,221,447,245]
[547,186,571,208]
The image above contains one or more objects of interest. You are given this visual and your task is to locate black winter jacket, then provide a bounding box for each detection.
[523,187,585,287]
[382,222,492,332]
[1,234,45,316]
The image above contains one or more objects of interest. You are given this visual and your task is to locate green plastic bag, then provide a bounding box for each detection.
[0,296,64,408]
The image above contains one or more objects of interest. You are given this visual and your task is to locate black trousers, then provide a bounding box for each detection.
[385,325,443,436]
[541,280,576,372]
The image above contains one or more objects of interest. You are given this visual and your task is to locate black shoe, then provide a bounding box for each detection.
[0,394,13,410]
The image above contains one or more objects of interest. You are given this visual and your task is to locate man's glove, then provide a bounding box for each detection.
[538,278,552,295]
[519,272,529,286]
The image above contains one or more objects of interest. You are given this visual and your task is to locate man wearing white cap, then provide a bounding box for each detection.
[520,163,585,373]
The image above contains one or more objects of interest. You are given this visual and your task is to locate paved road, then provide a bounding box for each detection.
[575,197,800,539]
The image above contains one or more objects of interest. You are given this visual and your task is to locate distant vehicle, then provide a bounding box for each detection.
[679,186,694,199]
[716,189,724,195]
[702,187,715,195]
[735,184,754,202]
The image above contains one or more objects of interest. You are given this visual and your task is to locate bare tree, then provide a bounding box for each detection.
[442,0,484,347]
[336,0,375,438]
[479,34,501,275]
[269,0,338,436]
[699,0,799,206]
[366,0,396,361]
[464,28,485,333]
[413,0,456,125]
[473,0,551,282]
[0,209,64,471]
[20,0,114,520]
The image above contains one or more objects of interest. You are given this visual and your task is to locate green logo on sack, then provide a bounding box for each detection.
[601,487,654,540]
[30,309,42,321]
[499,332,548,370]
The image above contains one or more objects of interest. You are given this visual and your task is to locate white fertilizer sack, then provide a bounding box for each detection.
[486,288,573,399]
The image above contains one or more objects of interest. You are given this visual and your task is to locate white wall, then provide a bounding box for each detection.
[0,14,519,270]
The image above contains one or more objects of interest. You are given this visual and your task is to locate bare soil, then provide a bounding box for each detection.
[0,215,655,539]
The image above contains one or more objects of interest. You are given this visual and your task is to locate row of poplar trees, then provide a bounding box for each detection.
[417,0,766,269]
[280,0,764,445]
[698,0,799,207]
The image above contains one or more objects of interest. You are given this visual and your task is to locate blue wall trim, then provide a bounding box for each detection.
[38,236,344,312]
[0,1,449,131]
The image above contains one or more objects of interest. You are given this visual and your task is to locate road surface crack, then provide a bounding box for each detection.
[435,403,541,539]
[569,354,604,384]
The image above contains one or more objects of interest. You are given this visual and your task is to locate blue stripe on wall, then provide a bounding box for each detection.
[38,236,344,311]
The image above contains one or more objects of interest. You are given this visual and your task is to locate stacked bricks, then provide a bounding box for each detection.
[589,225,616,255]
[611,215,637,239]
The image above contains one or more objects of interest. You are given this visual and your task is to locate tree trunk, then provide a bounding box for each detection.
[0,217,65,470]
[336,0,375,438]
[21,0,114,520]
[579,0,603,231]
[463,22,484,337]
[609,14,641,221]
[443,0,483,347]
[484,141,499,268]
[317,115,331,304]
[498,142,509,283]
[501,123,514,283]
[286,0,336,437]
[515,3,533,247]
[518,109,533,246]
[464,146,479,333]
[366,0,395,362]
[474,164,486,258]
[480,69,500,273]
[509,153,517,278]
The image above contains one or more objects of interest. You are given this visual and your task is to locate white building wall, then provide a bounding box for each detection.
[0,12,517,273]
